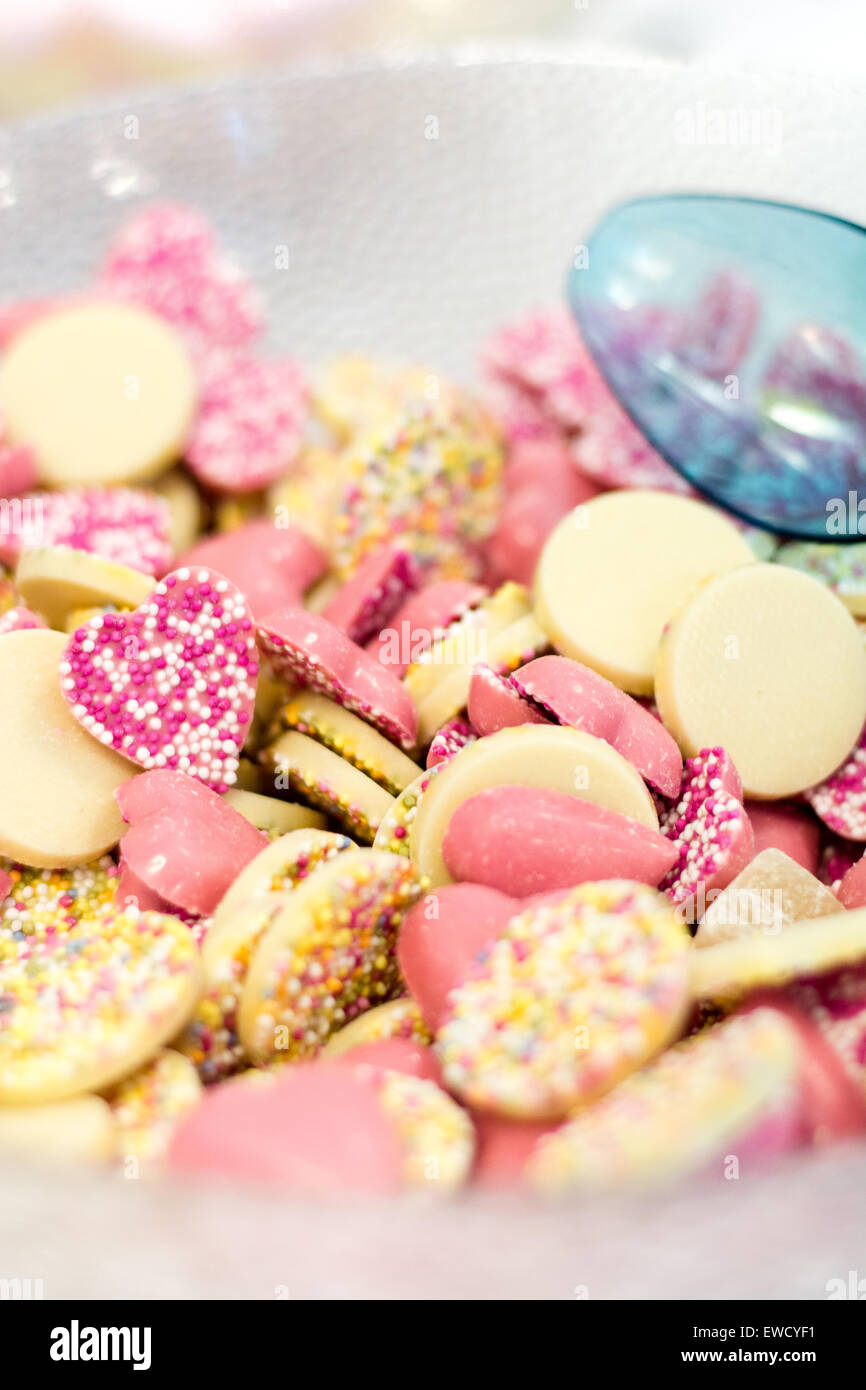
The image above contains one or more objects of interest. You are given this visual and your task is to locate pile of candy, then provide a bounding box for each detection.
[2,204,866,1197]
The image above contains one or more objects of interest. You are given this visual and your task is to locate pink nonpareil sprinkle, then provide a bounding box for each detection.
[805,722,866,840]
[658,747,754,909]
[185,352,309,493]
[427,719,477,769]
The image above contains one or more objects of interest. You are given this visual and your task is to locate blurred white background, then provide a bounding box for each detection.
[0,0,863,121]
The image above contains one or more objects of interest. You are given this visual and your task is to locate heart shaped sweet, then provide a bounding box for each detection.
[59,565,258,792]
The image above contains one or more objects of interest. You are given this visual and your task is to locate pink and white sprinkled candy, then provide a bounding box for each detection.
[185,353,309,493]
[0,606,45,636]
[59,566,258,792]
[658,747,754,909]
[467,663,549,737]
[804,722,866,840]
[257,605,418,750]
[0,487,173,575]
[426,718,477,769]
[99,204,264,362]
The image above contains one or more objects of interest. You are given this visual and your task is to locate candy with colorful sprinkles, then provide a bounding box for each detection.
[60,566,258,792]
[0,907,201,1103]
[9,196,866,1225]
[435,881,690,1119]
[526,1008,805,1193]
[238,849,425,1064]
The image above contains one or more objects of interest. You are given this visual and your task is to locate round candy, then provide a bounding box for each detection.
[322,545,418,646]
[60,566,259,793]
[398,883,518,1031]
[467,663,549,736]
[689,904,866,1005]
[0,605,44,636]
[238,849,425,1064]
[534,492,755,695]
[322,998,432,1057]
[403,581,530,709]
[331,1035,440,1082]
[0,302,198,486]
[185,353,308,492]
[371,765,440,857]
[221,788,326,836]
[0,630,132,867]
[527,1007,804,1193]
[168,1060,473,1194]
[442,785,678,897]
[16,546,153,629]
[0,855,118,950]
[257,606,417,751]
[366,579,487,678]
[0,488,173,576]
[0,907,201,1103]
[409,724,659,888]
[0,1096,116,1165]
[655,564,866,797]
[107,1048,201,1164]
[277,690,421,794]
[264,731,394,842]
[435,881,690,1119]
[208,828,353,943]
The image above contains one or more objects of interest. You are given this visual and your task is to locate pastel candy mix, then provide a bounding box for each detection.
[3,203,866,1204]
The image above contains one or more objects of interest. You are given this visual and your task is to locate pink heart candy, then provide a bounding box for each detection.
[257,605,418,750]
[60,566,258,792]
[512,654,683,797]
[117,769,266,917]
[397,883,517,1031]
[442,785,678,898]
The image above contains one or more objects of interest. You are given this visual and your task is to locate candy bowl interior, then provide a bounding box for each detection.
[3,54,866,1299]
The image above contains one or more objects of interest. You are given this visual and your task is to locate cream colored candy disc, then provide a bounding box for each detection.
[0,302,198,486]
[409,723,658,888]
[222,788,327,836]
[0,1096,116,1164]
[0,629,133,866]
[263,730,394,842]
[655,564,866,798]
[16,546,153,630]
[534,491,756,695]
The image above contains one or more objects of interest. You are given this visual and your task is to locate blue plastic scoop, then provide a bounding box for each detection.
[568,196,866,540]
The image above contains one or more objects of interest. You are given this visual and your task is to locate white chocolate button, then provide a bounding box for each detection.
[222,788,327,836]
[534,492,755,695]
[0,629,133,866]
[403,582,530,708]
[264,730,394,842]
[0,302,198,486]
[154,467,204,552]
[16,546,153,629]
[208,828,353,947]
[280,690,422,793]
[0,1096,116,1164]
[409,723,658,887]
[655,564,866,798]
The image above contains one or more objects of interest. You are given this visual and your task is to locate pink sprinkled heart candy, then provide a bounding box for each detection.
[59,566,258,792]
[658,747,754,910]
[257,605,418,750]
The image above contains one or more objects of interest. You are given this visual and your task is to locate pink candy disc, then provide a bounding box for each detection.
[185,352,308,493]
[99,204,264,361]
[257,605,418,750]
[486,437,600,587]
[442,785,678,897]
[116,856,176,914]
[0,437,37,498]
[467,663,549,737]
[836,853,866,909]
[397,883,517,1031]
[804,722,866,840]
[658,747,754,909]
[332,1036,442,1084]
[471,1113,559,1190]
[168,1062,405,1192]
[426,718,477,769]
[0,606,45,636]
[0,487,173,575]
[746,799,821,876]
[366,580,487,677]
[512,654,683,797]
[179,519,328,619]
[117,770,266,917]
[60,565,258,792]
[322,545,419,646]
